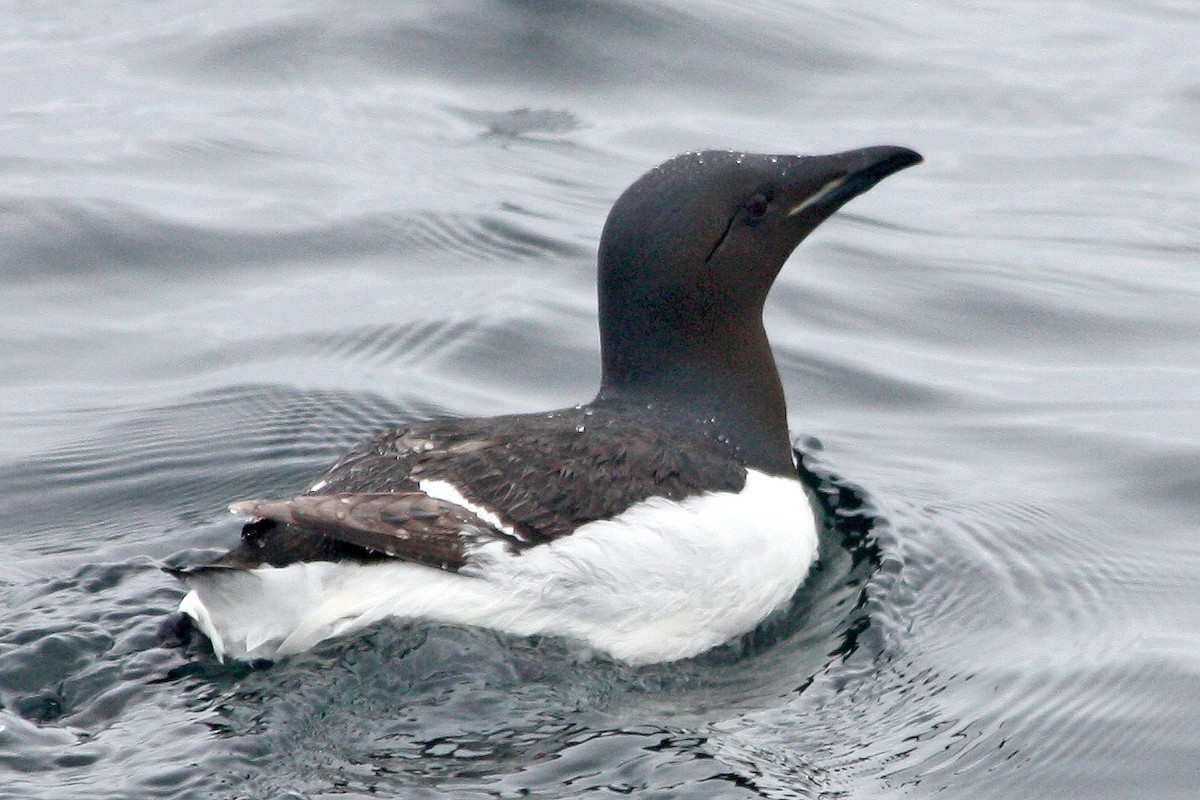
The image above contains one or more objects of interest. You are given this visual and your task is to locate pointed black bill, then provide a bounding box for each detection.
[788,146,922,215]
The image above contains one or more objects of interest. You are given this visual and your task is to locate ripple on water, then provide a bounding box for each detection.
[133,2,855,106]
[193,319,490,376]
[0,557,207,795]
[0,386,428,552]
[1,198,584,280]
[720,477,1200,799]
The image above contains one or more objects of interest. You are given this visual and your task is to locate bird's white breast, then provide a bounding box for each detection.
[180,469,819,664]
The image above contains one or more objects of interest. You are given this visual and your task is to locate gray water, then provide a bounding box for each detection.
[2,1,1199,798]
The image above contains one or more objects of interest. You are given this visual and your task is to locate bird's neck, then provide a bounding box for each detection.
[595,316,794,476]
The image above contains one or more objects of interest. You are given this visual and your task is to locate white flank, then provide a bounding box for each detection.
[180,470,818,664]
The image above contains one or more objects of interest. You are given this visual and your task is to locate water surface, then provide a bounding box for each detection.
[2,1,1199,798]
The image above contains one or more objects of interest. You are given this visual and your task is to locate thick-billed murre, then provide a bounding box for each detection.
[171,145,922,664]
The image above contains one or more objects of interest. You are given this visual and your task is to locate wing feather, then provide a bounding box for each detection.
[202,405,746,572]
[227,492,519,572]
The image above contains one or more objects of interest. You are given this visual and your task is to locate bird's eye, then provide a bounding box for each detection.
[746,194,770,219]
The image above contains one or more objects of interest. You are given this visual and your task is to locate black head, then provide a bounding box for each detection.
[593,146,921,474]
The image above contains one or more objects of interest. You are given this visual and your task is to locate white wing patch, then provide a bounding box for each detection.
[417,478,523,541]
[180,470,818,664]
